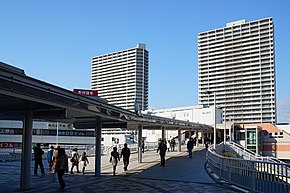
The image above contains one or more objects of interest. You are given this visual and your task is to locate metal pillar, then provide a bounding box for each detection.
[20,110,33,190]
[196,132,199,147]
[201,131,204,146]
[161,127,165,140]
[213,92,216,150]
[95,121,102,176]
[138,125,142,163]
[178,129,181,152]
[224,108,226,144]
[232,122,235,141]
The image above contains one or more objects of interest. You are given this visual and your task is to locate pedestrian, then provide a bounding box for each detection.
[120,143,130,173]
[142,140,145,153]
[55,148,68,192]
[33,143,45,176]
[170,139,176,152]
[167,140,170,152]
[205,140,209,149]
[70,148,80,174]
[187,137,194,158]
[79,152,89,175]
[53,144,60,172]
[157,139,167,166]
[47,145,54,171]
[205,137,209,149]
[193,137,197,148]
[109,147,120,175]
[52,144,60,182]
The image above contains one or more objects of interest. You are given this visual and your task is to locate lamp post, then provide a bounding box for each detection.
[56,121,59,145]
[228,117,232,142]
[206,91,216,150]
[224,108,226,144]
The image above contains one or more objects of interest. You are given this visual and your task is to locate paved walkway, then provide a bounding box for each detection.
[0,146,247,193]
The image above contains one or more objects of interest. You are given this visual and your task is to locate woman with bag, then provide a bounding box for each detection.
[70,148,80,174]
[79,152,89,175]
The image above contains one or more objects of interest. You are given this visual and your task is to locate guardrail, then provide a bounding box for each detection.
[206,143,290,193]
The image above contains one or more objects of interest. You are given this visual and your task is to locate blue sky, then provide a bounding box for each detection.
[1,1,289,122]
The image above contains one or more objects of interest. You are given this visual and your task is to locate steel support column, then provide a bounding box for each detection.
[178,129,181,152]
[95,121,102,176]
[20,110,33,190]
[138,125,142,163]
[161,127,165,140]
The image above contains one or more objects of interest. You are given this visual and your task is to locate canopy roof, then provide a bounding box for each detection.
[0,61,212,131]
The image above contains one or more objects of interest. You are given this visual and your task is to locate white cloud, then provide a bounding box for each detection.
[277,99,290,123]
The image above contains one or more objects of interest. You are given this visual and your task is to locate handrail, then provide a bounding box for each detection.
[225,141,285,163]
[206,142,290,193]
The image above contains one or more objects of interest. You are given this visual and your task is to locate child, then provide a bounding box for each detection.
[79,152,89,175]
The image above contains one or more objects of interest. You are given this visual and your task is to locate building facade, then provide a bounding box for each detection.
[92,44,148,112]
[143,105,223,142]
[144,105,223,125]
[198,18,276,124]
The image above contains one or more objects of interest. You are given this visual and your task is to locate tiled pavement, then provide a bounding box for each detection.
[0,146,248,193]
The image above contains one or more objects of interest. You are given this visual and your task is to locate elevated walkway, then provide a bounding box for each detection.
[0,146,246,193]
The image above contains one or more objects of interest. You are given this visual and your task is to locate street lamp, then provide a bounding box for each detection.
[224,108,226,144]
[206,91,216,150]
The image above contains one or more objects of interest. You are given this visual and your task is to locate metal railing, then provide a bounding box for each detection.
[217,142,284,163]
[206,142,290,193]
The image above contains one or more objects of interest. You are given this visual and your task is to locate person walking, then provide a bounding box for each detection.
[110,147,120,175]
[141,140,145,153]
[51,144,60,182]
[70,148,80,174]
[47,146,54,171]
[205,137,209,149]
[170,138,176,152]
[187,137,194,158]
[33,143,45,176]
[120,143,130,173]
[157,139,167,167]
[79,152,89,175]
[55,148,68,192]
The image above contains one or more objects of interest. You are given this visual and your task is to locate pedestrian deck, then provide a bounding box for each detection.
[0,146,247,193]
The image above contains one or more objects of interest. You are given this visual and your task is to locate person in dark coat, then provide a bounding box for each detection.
[120,143,131,173]
[33,143,45,176]
[157,139,167,166]
[187,138,194,158]
[142,140,145,153]
[110,147,120,175]
[56,148,68,192]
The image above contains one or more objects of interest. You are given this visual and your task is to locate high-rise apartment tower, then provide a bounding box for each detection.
[198,18,276,124]
[91,44,148,112]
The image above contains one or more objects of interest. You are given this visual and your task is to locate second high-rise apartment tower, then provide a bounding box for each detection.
[91,44,148,112]
[198,18,276,124]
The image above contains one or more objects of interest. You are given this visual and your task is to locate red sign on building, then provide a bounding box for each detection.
[0,142,14,148]
[73,89,98,97]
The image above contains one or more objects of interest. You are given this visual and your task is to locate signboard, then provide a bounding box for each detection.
[0,142,14,148]
[0,129,14,134]
[73,89,98,97]
[49,130,86,136]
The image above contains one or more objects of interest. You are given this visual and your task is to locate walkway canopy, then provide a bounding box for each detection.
[0,61,212,190]
[0,61,211,131]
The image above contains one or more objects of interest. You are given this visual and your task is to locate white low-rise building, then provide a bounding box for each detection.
[142,105,222,142]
